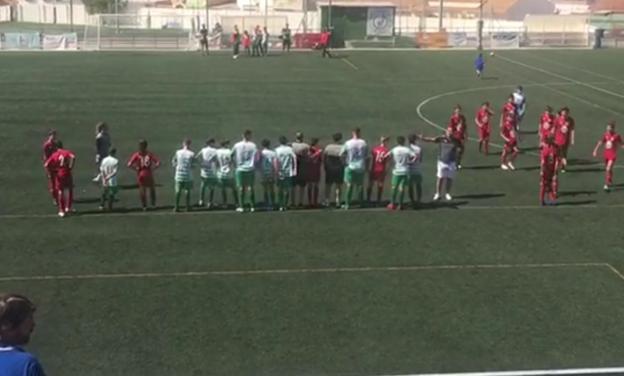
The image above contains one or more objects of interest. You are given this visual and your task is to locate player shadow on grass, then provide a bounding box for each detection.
[558,190,597,197]
[77,205,175,215]
[554,199,597,206]
[481,76,499,80]
[563,167,604,173]
[453,193,505,200]
[568,158,595,166]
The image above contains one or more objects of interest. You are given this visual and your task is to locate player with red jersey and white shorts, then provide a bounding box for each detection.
[44,141,76,217]
[475,102,494,155]
[593,121,623,192]
[367,136,390,205]
[554,107,575,172]
[540,136,559,206]
[42,129,58,205]
[127,139,161,210]
[538,106,555,147]
[500,125,519,171]
[447,105,467,169]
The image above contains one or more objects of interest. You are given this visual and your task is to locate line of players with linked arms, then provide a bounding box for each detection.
[41,95,623,217]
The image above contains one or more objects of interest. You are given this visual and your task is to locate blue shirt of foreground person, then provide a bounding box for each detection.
[0,294,46,376]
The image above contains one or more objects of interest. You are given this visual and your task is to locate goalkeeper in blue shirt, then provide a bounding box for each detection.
[475,53,485,79]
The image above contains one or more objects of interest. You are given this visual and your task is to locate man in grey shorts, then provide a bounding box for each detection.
[419,130,460,201]
[323,132,344,207]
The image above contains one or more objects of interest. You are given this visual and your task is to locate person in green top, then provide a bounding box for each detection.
[387,136,416,211]
[172,138,196,212]
[280,23,292,52]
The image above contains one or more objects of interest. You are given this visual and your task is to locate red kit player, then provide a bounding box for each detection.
[593,121,623,192]
[42,130,58,205]
[475,102,494,155]
[500,95,517,131]
[44,141,76,217]
[447,105,467,168]
[500,126,519,171]
[539,106,555,147]
[540,136,559,206]
[367,136,390,205]
[554,107,575,172]
[127,139,160,210]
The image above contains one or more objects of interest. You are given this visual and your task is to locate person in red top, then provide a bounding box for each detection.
[42,129,58,205]
[540,136,559,206]
[319,28,332,58]
[367,136,390,205]
[538,106,555,147]
[44,141,76,217]
[447,105,467,168]
[475,102,494,155]
[306,138,323,207]
[554,107,575,172]
[500,127,519,171]
[500,95,517,131]
[593,121,623,191]
[127,139,160,210]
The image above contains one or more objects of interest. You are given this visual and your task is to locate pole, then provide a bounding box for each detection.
[328,0,332,29]
[303,0,307,34]
[69,0,73,31]
[477,0,483,50]
[205,0,209,53]
[264,0,267,28]
[438,0,443,31]
[115,0,119,33]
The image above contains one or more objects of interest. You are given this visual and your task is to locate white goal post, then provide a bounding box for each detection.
[83,14,198,51]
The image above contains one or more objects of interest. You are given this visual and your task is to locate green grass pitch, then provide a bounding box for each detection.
[2,49,624,375]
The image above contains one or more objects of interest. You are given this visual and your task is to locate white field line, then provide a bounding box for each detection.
[380,366,624,376]
[0,262,610,283]
[4,203,624,220]
[526,52,624,85]
[341,57,360,70]
[496,54,624,101]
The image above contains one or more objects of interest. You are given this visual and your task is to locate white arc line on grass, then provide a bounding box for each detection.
[496,54,624,101]
[379,366,624,376]
[0,262,612,282]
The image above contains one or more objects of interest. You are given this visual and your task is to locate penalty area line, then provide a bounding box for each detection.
[380,366,624,376]
[0,262,610,282]
[341,57,360,70]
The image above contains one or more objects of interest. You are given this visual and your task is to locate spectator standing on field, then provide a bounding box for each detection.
[242,31,251,56]
[280,23,292,52]
[291,132,310,207]
[92,121,111,182]
[419,130,460,202]
[0,293,47,376]
[320,27,332,58]
[323,133,344,207]
[231,25,241,59]
[262,26,270,56]
[252,26,262,57]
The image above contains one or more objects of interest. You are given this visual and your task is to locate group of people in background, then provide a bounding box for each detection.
[228,24,292,59]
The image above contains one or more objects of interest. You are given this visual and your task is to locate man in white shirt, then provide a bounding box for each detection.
[232,130,258,212]
[99,147,119,211]
[407,134,423,207]
[339,127,369,209]
[513,85,527,130]
[172,138,195,212]
[274,136,297,211]
[197,138,218,208]
[387,136,416,210]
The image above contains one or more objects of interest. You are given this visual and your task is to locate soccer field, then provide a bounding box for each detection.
[2,49,624,375]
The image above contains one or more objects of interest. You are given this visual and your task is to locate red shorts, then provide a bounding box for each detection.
[605,157,617,166]
[55,174,73,189]
[48,172,57,192]
[478,128,490,140]
[504,142,518,153]
[370,170,386,182]
[541,168,556,184]
[138,172,154,187]
[556,143,569,158]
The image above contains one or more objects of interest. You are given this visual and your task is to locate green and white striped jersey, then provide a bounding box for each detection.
[275,145,297,178]
[198,146,218,179]
[172,148,195,182]
[216,148,234,179]
[340,138,368,171]
[390,145,415,176]
[232,140,258,172]
[261,149,277,177]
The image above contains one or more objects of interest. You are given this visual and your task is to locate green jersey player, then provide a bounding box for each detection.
[387,136,416,210]
[232,129,258,212]
[216,140,238,209]
[275,136,297,211]
[99,148,119,211]
[260,139,277,210]
[339,127,369,209]
[197,138,218,208]
[407,134,424,207]
[172,139,195,212]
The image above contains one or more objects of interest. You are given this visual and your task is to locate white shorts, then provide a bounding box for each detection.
[437,161,456,179]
